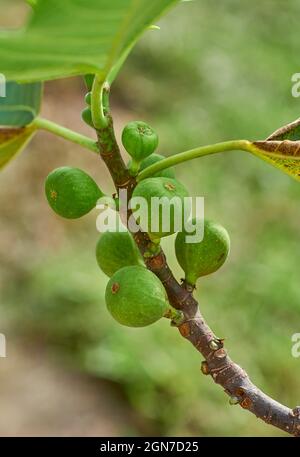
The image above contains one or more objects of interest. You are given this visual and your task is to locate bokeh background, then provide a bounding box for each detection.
[0,0,299,437]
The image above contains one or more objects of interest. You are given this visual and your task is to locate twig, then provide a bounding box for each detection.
[137,140,251,181]
[34,117,99,153]
[96,116,300,437]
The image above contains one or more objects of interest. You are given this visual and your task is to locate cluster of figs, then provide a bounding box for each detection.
[45,113,230,328]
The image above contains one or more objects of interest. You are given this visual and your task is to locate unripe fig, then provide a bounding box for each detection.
[105,266,169,327]
[132,177,190,241]
[175,218,230,285]
[85,92,92,105]
[45,167,103,219]
[96,230,144,277]
[128,153,175,179]
[122,121,158,173]
[81,107,93,127]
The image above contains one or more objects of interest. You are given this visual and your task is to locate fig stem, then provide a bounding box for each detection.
[128,158,140,176]
[136,139,252,181]
[33,117,99,153]
[164,307,184,325]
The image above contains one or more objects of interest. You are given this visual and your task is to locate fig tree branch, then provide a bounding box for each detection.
[96,116,300,437]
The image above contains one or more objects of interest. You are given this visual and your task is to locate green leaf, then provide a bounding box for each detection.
[0,126,36,169]
[0,81,42,127]
[250,139,300,182]
[248,119,300,182]
[0,81,41,168]
[0,0,179,83]
[266,118,300,141]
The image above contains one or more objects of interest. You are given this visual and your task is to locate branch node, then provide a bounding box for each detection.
[178,322,191,338]
[181,279,195,293]
[214,348,227,359]
[292,406,300,418]
[201,361,210,375]
[240,397,252,409]
[209,338,222,351]
[229,396,240,406]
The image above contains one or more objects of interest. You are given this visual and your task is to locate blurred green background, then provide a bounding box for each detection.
[0,0,299,437]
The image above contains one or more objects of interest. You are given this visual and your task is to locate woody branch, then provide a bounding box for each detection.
[95,115,300,437]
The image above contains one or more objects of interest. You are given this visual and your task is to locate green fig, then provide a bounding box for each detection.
[122,121,158,174]
[175,218,230,285]
[105,265,169,327]
[85,92,92,105]
[45,167,103,219]
[132,177,190,241]
[128,153,175,179]
[81,107,93,127]
[96,230,144,277]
